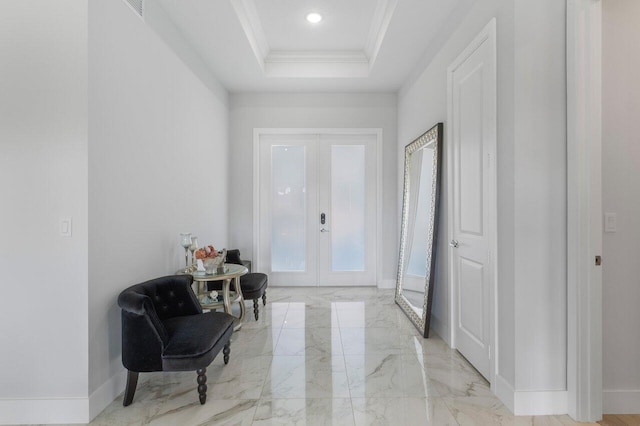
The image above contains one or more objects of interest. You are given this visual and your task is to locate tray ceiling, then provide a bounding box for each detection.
[151,0,469,92]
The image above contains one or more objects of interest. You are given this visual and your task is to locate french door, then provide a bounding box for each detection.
[257,132,377,286]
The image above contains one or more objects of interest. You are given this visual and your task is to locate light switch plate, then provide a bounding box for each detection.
[604,213,616,233]
[60,217,72,237]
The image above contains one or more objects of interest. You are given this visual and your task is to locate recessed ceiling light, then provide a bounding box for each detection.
[306,12,322,24]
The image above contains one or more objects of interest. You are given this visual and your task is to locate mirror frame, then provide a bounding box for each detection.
[395,123,443,337]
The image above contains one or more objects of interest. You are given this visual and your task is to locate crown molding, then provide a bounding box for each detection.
[364,0,398,69]
[230,0,269,71]
[232,0,398,78]
[266,50,368,64]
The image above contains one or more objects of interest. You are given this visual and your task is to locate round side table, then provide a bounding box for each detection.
[187,264,248,330]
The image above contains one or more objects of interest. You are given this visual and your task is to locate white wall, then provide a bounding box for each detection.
[398,0,567,413]
[513,0,567,394]
[0,1,89,423]
[398,0,516,385]
[602,0,640,413]
[229,93,397,285]
[88,0,229,417]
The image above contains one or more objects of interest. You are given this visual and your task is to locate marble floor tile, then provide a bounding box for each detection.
[336,311,366,328]
[443,396,510,425]
[344,354,439,398]
[147,398,258,426]
[253,398,355,426]
[363,306,416,329]
[230,327,282,357]
[274,327,343,356]
[424,361,493,398]
[262,355,351,399]
[340,327,415,355]
[351,397,458,426]
[90,394,165,426]
[282,305,340,328]
[205,355,272,400]
[87,287,597,425]
[240,303,289,330]
[442,396,584,426]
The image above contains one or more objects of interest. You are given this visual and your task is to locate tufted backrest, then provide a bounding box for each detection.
[137,275,201,320]
[225,249,243,265]
[117,275,203,372]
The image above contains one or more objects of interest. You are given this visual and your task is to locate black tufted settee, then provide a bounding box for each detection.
[207,249,268,320]
[117,275,234,406]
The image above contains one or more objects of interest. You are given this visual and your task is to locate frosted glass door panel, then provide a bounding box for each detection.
[271,146,306,272]
[318,134,377,286]
[259,131,377,287]
[331,145,366,271]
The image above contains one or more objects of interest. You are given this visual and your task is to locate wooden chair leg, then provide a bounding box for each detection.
[123,370,139,407]
[197,368,207,405]
[262,291,267,306]
[253,298,260,320]
[223,341,231,364]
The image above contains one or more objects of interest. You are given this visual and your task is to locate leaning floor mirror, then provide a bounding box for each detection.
[395,123,443,337]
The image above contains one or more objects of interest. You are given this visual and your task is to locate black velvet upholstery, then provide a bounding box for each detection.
[117,275,234,405]
[206,249,268,320]
[238,273,268,299]
[162,312,233,370]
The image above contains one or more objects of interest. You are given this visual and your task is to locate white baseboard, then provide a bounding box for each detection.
[0,370,145,425]
[0,397,89,425]
[377,279,396,289]
[493,375,567,416]
[428,314,450,346]
[89,368,128,421]
[494,374,515,413]
[513,389,567,416]
[603,389,640,414]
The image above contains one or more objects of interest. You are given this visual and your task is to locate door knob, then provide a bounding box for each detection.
[320,228,330,233]
[449,240,459,248]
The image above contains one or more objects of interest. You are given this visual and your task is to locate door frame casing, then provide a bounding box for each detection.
[252,128,383,286]
[446,18,498,390]
[566,0,603,421]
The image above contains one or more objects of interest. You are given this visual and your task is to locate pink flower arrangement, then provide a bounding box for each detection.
[194,245,218,260]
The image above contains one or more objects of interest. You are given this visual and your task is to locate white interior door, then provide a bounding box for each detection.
[448,20,496,380]
[258,132,377,287]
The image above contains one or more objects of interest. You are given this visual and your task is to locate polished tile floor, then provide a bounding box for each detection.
[90,287,595,425]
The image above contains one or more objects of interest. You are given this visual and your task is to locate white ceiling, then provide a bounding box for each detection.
[152,0,465,93]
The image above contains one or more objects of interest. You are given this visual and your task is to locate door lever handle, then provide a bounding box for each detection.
[320,228,330,233]
[449,240,459,248]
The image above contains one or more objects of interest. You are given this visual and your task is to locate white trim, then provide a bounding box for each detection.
[230,0,269,71]
[514,391,569,416]
[88,369,128,421]
[232,0,396,77]
[428,314,450,345]
[0,397,89,425]
[494,374,515,413]
[377,278,396,289]
[253,128,383,288]
[252,128,261,266]
[603,390,640,414]
[446,17,498,389]
[121,0,145,21]
[364,0,399,68]
[566,0,603,422]
[495,375,569,416]
[376,129,384,292]
[266,51,368,64]
[264,58,370,78]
